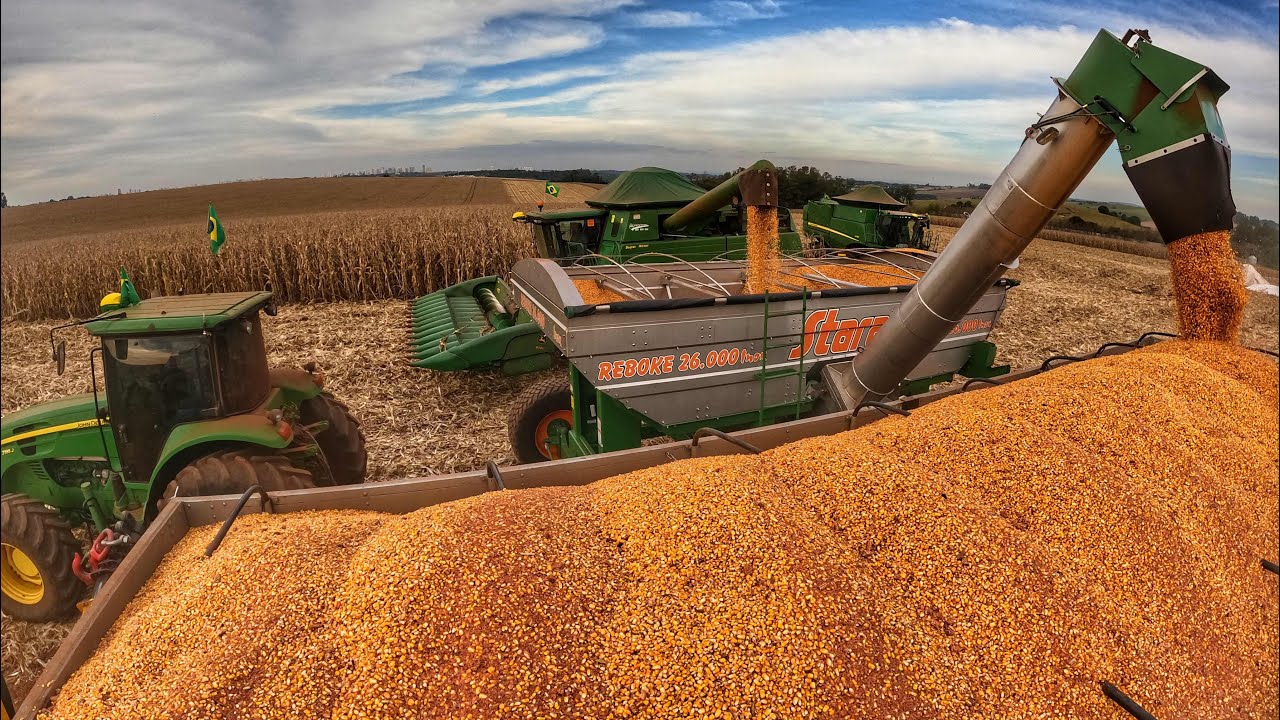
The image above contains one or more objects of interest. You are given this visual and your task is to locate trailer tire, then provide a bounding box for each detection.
[508,376,573,464]
[299,393,368,485]
[161,449,316,507]
[1,494,82,622]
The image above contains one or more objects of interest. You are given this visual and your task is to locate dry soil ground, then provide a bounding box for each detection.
[2,228,1278,706]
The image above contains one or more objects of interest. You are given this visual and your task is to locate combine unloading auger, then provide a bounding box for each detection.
[844,28,1235,404]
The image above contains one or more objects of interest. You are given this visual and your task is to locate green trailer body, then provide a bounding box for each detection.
[803,185,931,251]
[410,164,803,373]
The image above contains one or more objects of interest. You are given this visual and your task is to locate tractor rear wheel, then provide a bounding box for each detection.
[299,393,367,485]
[162,449,316,505]
[508,376,573,464]
[1,494,82,622]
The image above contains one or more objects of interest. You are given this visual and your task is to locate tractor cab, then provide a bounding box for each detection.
[512,209,607,263]
[84,293,276,485]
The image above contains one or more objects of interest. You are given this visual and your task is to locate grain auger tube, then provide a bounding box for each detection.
[846,28,1235,404]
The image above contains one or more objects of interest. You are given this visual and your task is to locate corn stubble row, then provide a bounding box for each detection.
[44,339,1278,719]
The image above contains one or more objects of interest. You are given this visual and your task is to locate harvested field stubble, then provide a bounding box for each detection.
[40,341,1279,719]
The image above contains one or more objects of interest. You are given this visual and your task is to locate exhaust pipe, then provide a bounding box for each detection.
[846,28,1233,403]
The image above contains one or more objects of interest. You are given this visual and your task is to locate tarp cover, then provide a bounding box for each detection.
[586,167,707,209]
[832,185,907,208]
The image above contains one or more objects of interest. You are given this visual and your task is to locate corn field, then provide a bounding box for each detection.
[1,206,553,320]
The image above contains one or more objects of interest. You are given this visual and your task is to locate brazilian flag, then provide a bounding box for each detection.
[118,268,142,307]
[545,181,560,198]
[208,204,226,255]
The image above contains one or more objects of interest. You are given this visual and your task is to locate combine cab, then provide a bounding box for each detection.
[410,163,804,373]
[804,185,931,251]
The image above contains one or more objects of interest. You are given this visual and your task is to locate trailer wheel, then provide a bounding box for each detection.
[161,448,316,507]
[1,494,82,622]
[508,376,573,464]
[299,393,368,485]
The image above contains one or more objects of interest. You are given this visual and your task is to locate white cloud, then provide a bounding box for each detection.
[633,9,715,28]
[474,67,614,95]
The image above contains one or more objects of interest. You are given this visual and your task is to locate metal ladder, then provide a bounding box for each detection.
[757,288,810,425]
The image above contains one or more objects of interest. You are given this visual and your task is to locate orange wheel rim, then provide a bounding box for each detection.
[534,410,573,460]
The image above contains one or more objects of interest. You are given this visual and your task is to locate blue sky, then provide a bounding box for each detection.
[2,0,1277,217]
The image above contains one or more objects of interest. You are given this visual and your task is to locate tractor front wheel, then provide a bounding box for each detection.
[299,393,368,485]
[1,494,82,622]
[162,449,316,506]
[508,376,573,464]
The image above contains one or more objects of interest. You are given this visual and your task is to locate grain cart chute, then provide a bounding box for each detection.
[503,251,1012,462]
[0,291,368,621]
[408,162,803,373]
[803,185,932,250]
[843,28,1237,407]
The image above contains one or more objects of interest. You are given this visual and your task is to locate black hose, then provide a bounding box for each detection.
[961,377,1004,390]
[204,485,274,557]
[1263,559,1279,575]
[1100,681,1157,720]
[854,401,911,417]
[691,428,762,455]
[486,460,506,491]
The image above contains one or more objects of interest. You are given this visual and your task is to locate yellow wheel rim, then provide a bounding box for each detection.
[1,542,45,605]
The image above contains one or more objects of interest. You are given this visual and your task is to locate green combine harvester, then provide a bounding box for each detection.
[1,288,367,621]
[802,185,932,251]
[408,161,802,374]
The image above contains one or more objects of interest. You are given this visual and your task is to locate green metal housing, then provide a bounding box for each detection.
[1,292,323,531]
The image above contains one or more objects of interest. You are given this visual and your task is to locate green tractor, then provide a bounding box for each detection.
[803,185,932,251]
[1,290,367,621]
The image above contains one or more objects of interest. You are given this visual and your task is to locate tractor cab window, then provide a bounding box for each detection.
[103,333,218,483]
[216,313,270,414]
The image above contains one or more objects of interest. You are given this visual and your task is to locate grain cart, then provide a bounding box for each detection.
[503,251,1013,462]
[408,162,801,373]
[803,186,933,250]
[1,291,368,621]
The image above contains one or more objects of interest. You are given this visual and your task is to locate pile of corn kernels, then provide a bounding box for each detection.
[42,340,1278,719]
[572,279,628,305]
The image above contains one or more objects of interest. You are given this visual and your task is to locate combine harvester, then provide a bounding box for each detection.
[12,28,1272,718]
[802,185,933,250]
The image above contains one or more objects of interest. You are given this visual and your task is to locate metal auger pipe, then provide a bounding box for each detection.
[846,92,1115,402]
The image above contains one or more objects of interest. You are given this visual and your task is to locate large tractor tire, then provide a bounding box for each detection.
[162,448,315,504]
[299,393,367,485]
[1,494,82,622]
[508,376,573,464]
